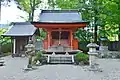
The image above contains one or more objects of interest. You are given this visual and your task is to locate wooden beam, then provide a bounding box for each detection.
[34,23,87,29]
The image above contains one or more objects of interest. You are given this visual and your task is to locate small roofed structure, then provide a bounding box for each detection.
[2,22,37,56]
[32,10,89,54]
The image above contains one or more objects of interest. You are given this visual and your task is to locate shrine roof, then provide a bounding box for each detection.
[2,22,37,37]
[39,10,85,23]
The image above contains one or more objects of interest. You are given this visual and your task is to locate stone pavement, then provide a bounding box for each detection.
[0,56,120,80]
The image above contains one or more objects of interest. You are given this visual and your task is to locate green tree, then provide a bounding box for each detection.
[36,28,47,40]
[48,0,105,42]
[0,28,11,53]
[15,0,41,21]
[75,28,93,42]
[103,0,120,41]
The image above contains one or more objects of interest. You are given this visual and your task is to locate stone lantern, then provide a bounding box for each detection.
[87,42,99,66]
[25,40,35,68]
[87,42,103,72]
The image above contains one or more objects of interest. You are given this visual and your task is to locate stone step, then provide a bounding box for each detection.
[50,61,73,64]
[47,55,74,64]
[50,60,73,64]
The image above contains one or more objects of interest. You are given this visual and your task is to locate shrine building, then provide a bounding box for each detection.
[2,10,88,56]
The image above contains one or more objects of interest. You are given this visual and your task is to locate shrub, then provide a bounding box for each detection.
[33,51,42,64]
[1,43,11,53]
[33,51,47,65]
[74,52,89,65]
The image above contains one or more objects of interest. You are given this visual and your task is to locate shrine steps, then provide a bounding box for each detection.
[47,55,74,64]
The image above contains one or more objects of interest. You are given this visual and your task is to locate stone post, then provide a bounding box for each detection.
[87,43,99,66]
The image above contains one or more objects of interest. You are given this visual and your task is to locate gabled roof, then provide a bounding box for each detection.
[2,22,37,37]
[39,10,84,23]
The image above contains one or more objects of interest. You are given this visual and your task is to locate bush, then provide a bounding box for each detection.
[74,52,89,65]
[78,42,89,52]
[33,51,42,64]
[33,51,47,65]
[1,43,11,53]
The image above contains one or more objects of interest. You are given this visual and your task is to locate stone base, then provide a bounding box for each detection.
[88,64,103,72]
[23,67,38,72]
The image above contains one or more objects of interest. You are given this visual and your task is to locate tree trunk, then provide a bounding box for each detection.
[93,0,98,43]
[29,0,35,22]
[94,23,97,43]
[28,13,32,21]
[94,11,98,43]
[31,0,35,21]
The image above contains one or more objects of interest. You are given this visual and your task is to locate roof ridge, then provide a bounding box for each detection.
[41,9,79,13]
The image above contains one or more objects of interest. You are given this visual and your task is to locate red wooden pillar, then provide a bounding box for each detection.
[70,30,73,49]
[72,39,78,49]
[43,40,48,49]
[47,31,50,48]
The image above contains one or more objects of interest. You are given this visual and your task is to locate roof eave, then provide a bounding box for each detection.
[31,21,89,24]
[1,34,33,37]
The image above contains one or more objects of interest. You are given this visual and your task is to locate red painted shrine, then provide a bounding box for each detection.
[32,10,88,53]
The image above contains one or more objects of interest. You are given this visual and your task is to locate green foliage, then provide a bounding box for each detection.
[48,0,104,42]
[33,51,47,65]
[74,52,89,65]
[98,24,119,41]
[75,28,93,42]
[36,29,47,40]
[103,0,120,40]
[0,28,11,54]
[39,28,47,40]
[48,0,120,41]
[1,43,11,53]
[78,41,89,52]
[33,51,42,64]
[15,0,41,21]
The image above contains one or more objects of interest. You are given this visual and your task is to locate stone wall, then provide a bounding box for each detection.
[98,51,120,59]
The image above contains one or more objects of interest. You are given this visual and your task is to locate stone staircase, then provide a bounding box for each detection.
[47,55,74,64]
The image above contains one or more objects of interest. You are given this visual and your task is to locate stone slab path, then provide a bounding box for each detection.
[0,56,120,80]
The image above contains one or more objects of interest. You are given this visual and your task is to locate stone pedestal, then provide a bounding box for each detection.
[88,52,98,66]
